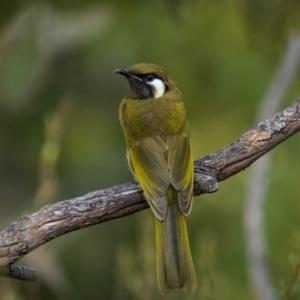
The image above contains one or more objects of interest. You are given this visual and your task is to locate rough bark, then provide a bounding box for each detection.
[1,98,300,281]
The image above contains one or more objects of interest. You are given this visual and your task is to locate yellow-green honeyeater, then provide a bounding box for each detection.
[115,63,196,294]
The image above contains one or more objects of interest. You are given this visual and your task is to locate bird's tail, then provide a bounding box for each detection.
[155,188,197,295]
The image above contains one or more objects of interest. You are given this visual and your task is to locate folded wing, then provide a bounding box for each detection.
[128,133,193,220]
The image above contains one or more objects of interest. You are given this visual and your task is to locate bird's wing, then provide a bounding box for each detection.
[128,133,193,220]
[128,135,169,221]
[167,134,193,216]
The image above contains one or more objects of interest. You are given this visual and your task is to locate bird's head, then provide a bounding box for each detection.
[114,63,180,100]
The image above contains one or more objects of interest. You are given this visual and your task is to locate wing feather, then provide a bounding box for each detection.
[168,134,193,215]
[128,136,169,220]
[128,133,193,220]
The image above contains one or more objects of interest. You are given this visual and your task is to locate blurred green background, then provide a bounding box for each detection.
[1,0,300,299]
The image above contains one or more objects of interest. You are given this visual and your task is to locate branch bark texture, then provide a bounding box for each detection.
[1,98,300,281]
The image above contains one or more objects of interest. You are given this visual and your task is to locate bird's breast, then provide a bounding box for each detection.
[120,97,187,142]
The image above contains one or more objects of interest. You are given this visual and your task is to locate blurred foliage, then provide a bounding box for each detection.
[0,0,300,299]
[278,232,300,300]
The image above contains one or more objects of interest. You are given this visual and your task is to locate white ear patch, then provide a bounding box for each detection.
[147,78,166,98]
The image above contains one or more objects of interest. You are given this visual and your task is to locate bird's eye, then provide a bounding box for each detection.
[144,74,155,82]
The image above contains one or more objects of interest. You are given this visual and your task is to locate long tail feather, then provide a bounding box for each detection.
[155,188,197,295]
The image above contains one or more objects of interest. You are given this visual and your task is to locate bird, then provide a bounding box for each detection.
[115,63,196,295]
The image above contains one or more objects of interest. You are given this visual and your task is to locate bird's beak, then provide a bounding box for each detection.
[114,69,143,82]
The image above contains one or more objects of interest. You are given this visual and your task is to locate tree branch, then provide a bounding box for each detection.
[1,98,300,281]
